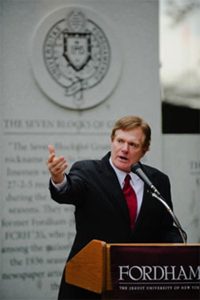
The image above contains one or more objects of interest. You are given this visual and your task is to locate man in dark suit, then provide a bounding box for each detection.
[47,115,184,300]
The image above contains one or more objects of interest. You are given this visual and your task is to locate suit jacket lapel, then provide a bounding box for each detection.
[134,165,161,230]
[100,153,131,227]
[134,185,152,229]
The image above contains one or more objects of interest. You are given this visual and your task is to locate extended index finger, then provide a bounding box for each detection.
[48,144,55,155]
[47,144,56,164]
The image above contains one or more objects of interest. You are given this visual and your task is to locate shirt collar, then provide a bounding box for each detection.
[109,157,140,188]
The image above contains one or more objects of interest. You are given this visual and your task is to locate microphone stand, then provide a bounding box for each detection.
[151,192,187,244]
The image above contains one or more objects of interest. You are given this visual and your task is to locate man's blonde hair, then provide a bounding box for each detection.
[111,115,151,150]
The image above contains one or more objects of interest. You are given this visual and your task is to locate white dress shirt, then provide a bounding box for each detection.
[109,158,144,218]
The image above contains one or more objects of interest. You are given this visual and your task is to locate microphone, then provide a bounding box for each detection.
[131,162,187,243]
[131,163,161,196]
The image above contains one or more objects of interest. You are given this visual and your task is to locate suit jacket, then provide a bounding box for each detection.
[49,152,182,299]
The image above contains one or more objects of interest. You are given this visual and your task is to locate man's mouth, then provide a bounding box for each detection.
[119,156,128,161]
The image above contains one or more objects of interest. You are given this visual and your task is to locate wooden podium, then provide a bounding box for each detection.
[65,240,200,299]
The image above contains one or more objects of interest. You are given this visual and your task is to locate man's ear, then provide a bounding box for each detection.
[142,146,149,155]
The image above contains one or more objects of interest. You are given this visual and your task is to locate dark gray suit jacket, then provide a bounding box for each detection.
[49,152,182,299]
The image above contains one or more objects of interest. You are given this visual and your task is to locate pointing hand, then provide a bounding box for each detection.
[47,144,68,184]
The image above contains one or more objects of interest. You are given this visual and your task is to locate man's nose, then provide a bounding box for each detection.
[122,143,129,151]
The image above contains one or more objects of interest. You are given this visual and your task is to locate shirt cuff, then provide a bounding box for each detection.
[51,175,67,192]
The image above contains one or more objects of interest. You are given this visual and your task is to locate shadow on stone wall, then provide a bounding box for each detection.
[162,102,200,134]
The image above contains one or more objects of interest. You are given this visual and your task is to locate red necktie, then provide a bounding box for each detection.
[123,174,137,229]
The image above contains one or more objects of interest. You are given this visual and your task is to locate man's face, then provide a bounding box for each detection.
[111,128,147,172]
